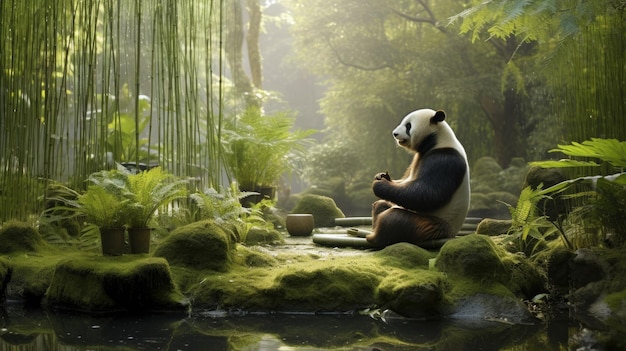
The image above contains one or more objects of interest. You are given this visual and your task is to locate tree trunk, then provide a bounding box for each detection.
[224,0,258,109]
[246,0,262,89]
[479,91,522,168]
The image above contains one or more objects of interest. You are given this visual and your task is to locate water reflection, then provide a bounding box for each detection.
[0,304,570,350]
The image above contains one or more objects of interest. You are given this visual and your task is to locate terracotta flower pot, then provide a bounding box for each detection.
[286,214,315,236]
[128,227,151,254]
[99,227,126,256]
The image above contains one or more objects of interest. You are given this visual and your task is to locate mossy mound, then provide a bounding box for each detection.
[291,194,345,227]
[374,243,435,268]
[153,220,235,271]
[435,234,507,281]
[44,256,186,313]
[233,245,278,268]
[375,270,448,318]
[273,260,382,310]
[433,234,541,323]
[501,253,545,298]
[244,226,284,245]
[476,219,513,236]
[0,221,48,254]
[189,257,387,312]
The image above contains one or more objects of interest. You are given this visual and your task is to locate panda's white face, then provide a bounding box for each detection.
[392,109,439,151]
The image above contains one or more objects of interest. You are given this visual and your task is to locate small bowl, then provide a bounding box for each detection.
[286,214,315,236]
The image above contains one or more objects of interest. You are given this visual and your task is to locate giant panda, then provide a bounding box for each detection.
[367,108,470,247]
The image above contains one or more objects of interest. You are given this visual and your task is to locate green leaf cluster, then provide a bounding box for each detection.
[44,166,188,230]
[526,138,626,248]
[222,108,316,189]
[504,185,561,255]
[124,167,189,228]
[531,138,626,170]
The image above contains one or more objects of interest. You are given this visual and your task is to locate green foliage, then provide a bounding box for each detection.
[188,184,269,243]
[532,138,626,170]
[449,0,587,43]
[302,140,364,188]
[530,138,626,248]
[43,166,187,230]
[124,166,188,228]
[77,186,130,229]
[503,185,563,256]
[44,174,131,230]
[106,85,154,163]
[222,108,316,189]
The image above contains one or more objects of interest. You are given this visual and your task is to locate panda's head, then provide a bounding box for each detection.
[392,109,451,154]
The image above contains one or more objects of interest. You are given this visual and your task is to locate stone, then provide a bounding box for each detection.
[0,221,48,254]
[44,256,187,313]
[476,219,513,236]
[153,220,235,271]
[435,234,507,281]
[570,248,608,289]
[290,194,345,227]
[375,270,447,318]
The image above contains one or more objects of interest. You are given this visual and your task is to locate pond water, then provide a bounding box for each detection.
[0,303,581,351]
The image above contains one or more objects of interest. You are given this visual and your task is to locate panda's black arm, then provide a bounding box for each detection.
[372,148,466,212]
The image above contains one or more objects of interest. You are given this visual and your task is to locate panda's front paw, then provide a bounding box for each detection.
[375,171,391,181]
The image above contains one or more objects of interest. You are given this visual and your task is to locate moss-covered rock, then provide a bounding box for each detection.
[433,234,541,323]
[233,245,278,268]
[476,219,512,236]
[272,259,382,311]
[244,226,284,245]
[501,253,545,298]
[0,221,48,254]
[153,220,235,271]
[435,234,507,281]
[44,256,186,313]
[472,157,503,185]
[374,243,435,268]
[290,194,345,227]
[533,245,573,295]
[375,270,448,318]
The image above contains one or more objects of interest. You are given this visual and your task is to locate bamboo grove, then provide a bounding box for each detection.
[1,0,233,222]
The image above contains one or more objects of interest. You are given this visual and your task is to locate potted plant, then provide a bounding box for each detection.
[222,108,315,206]
[124,166,188,253]
[44,170,130,256]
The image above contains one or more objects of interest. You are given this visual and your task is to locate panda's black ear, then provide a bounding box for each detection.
[431,110,446,124]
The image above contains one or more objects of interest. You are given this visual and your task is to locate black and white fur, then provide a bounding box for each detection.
[367,109,470,247]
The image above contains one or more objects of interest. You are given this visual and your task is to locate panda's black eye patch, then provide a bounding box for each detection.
[405,123,411,135]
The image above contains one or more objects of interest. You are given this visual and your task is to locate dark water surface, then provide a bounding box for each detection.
[0,303,578,350]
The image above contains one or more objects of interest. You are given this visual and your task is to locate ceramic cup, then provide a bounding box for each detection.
[286,214,315,236]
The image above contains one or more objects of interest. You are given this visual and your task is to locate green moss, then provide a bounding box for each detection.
[435,234,507,282]
[189,255,387,312]
[153,220,235,271]
[0,221,49,254]
[376,269,448,317]
[7,254,66,303]
[374,242,435,268]
[272,259,382,310]
[244,226,284,245]
[233,245,278,268]
[291,194,345,227]
[44,255,186,313]
[188,267,276,310]
[501,253,545,298]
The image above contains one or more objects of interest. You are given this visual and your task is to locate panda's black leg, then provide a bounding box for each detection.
[372,200,394,230]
